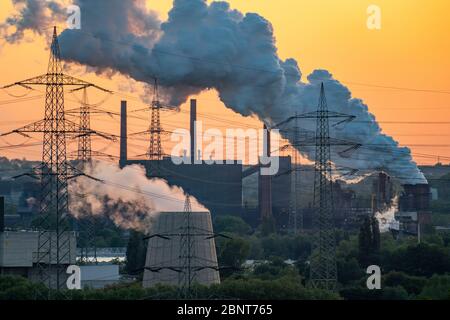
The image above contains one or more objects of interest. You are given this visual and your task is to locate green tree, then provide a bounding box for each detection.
[386,243,450,277]
[358,216,380,267]
[218,238,250,277]
[383,272,426,296]
[214,215,252,236]
[125,231,147,275]
[418,274,450,300]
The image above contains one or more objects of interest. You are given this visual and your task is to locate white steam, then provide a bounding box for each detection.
[1,0,427,184]
[69,161,207,232]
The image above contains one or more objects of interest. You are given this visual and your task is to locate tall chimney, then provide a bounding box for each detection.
[259,124,273,223]
[120,101,128,167]
[190,99,197,163]
[0,196,4,232]
[263,124,271,158]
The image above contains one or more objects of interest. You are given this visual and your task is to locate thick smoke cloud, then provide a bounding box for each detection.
[0,0,66,42]
[69,161,207,232]
[1,0,426,184]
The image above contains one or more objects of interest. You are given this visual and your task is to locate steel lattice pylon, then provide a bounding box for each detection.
[288,115,303,233]
[273,84,358,290]
[77,88,92,161]
[178,194,196,299]
[148,79,163,161]
[1,27,109,291]
[76,88,98,264]
[309,83,338,291]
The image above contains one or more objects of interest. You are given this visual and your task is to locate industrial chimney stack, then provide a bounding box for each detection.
[259,124,273,222]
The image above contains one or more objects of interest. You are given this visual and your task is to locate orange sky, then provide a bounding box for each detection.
[0,0,449,165]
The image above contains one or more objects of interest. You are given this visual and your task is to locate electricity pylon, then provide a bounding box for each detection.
[178,193,195,299]
[288,115,303,233]
[1,27,110,290]
[77,88,92,161]
[274,83,359,290]
[309,83,338,291]
[148,78,163,160]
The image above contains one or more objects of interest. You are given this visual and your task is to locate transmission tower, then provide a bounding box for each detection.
[1,27,110,290]
[274,84,359,291]
[308,83,338,290]
[148,79,163,161]
[75,88,98,264]
[178,193,196,299]
[288,115,303,233]
[77,88,92,161]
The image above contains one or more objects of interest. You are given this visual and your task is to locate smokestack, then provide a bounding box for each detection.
[190,99,197,163]
[263,124,271,158]
[0,196,4,232]
[120,100,127,167]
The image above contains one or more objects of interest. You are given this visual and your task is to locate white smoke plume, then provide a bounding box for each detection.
[69,161,207,232]
[1,0,427,184]
[375,197,399,233]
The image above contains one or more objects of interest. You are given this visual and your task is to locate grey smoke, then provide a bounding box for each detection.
[1,0,426,184]
[69,161,207,232]
[0,0,66,42]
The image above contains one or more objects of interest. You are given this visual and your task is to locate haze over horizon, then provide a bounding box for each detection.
[0,0,449,170]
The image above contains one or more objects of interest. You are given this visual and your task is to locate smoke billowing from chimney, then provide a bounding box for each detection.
[1,0,427,184]
[69,161,207,232]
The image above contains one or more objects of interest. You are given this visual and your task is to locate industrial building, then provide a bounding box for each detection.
[0,196,77,286]
[120,100,243,218]
[119,99,297,229]
[395,184,432,237]
[143,211,220,288]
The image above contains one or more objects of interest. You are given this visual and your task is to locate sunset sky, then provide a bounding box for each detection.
[0,0,449,165]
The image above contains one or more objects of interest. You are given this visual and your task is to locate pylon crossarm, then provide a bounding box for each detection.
[3,118,116,142]
[2,74,111,92]
[11,172,40,180]
[1,74,48,89]
[73,129,117,142]
[130,129,173,136]
[70,150,117,160]
[69,82,112,93]
[144,234,172,241]
[274,111,355,128]
[205,234,232,240]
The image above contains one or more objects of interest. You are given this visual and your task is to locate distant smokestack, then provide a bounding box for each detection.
[263,124,271,157]
[190,99,197,163]
[259,124,273,222]
[120,101,127,167]
[0,196,4,232]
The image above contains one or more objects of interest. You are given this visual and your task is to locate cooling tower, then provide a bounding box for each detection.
[143,211,220,288]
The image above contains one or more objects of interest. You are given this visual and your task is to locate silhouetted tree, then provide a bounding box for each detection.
[358,216,381,267]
